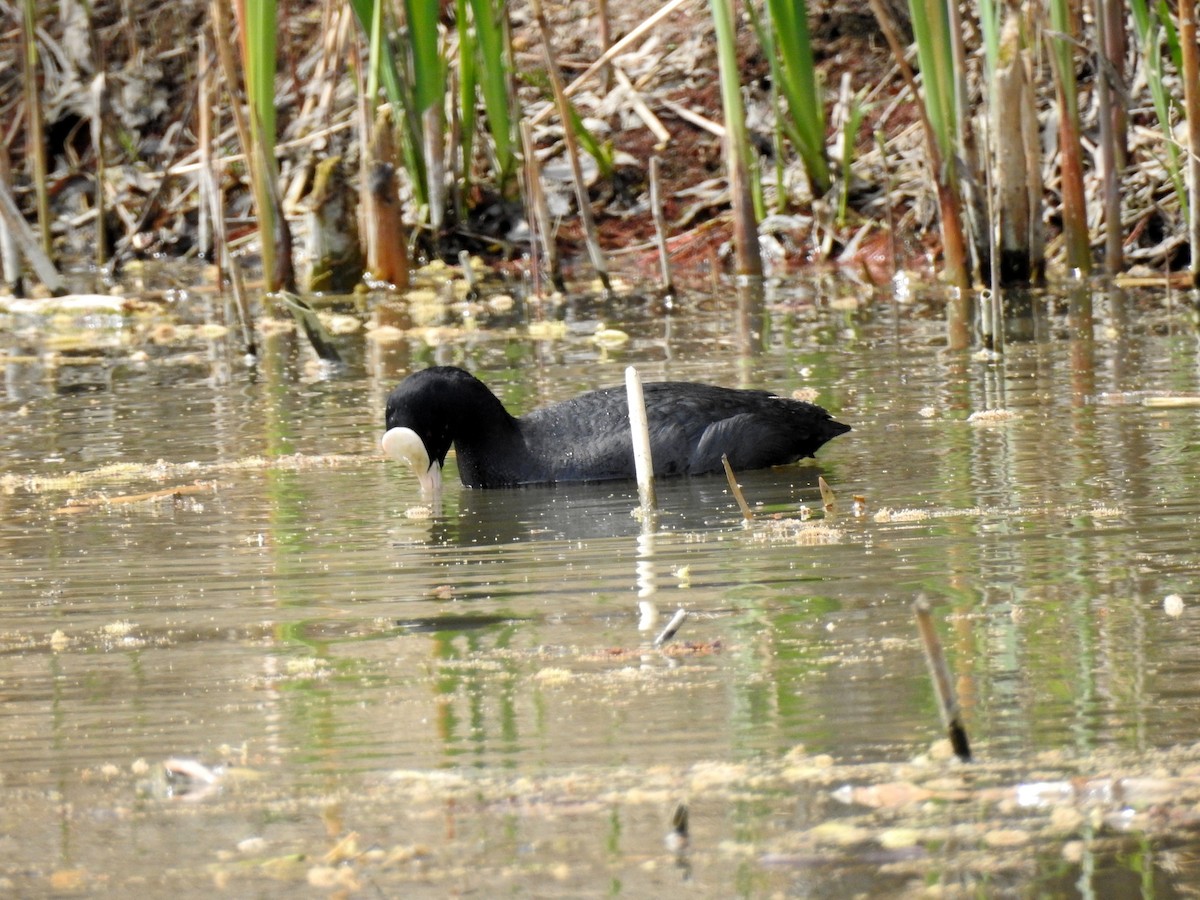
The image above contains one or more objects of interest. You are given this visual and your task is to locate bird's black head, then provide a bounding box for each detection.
[383,368,459,467]
[381,367,510,494]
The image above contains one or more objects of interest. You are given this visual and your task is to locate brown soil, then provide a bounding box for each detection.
[1,0,1183,290]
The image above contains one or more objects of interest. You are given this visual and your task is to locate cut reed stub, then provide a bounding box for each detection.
[913,593,972,762]
[625,366,658,513]
[818,475,837,517]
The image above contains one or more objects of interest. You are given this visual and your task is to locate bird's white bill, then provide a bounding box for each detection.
[381,426,442,496]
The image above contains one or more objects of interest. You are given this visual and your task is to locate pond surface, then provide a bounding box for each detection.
[2,281,1200,896]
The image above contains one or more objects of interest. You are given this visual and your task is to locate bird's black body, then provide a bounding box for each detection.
[383,366,850,488]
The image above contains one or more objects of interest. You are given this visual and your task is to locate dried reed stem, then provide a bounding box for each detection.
[519,120,564,292]
[528,0,612,292]
[649,157,673,294]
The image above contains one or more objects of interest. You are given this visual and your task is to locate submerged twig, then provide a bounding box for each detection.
[721,454,753,521]
[55,481,215,514]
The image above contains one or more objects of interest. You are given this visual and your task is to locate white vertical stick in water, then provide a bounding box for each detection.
[625,366,657,512]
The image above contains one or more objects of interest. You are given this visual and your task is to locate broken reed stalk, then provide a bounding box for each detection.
[710,0,763,277]
[20,0,51,258]
[0,174,65,294]
[273,292,342,362]
[991,12,1043,286]
[817,474,837,517]
[625,366,657,514]
[721,454,754,521]
[913,595,972,762]
[613,68,671,146]
[366,108,410,289]
[528,0,612,293]
[519,120,564,292]
[1180,0,1200,287]
[649,157,673,294]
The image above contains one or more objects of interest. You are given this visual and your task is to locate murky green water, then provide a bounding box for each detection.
[2,283,1200,896]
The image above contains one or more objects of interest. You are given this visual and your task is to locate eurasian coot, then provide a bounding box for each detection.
[381,366,850,492]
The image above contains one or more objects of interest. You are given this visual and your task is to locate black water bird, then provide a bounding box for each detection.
[381,366,850,493]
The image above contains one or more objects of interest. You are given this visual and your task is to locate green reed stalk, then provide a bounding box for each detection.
[1131,0,1187,220]
[908,0,956,177]
[762,0,829,196]
[871,0,968,288]
[1045,0,1092,275]
[20,0,51,257]
[1094,0,1122,274]
[710,0,762,276]
[467,0,516,190]
[906,0,970,288]
[566,102,615,180]
[978,0,1001,73]
[408,0,447,232]
[235,0,281,288]
[350,0,429,211]
[455,0,478,220]
[1180,0,1200,286]
[406,0,443,119]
